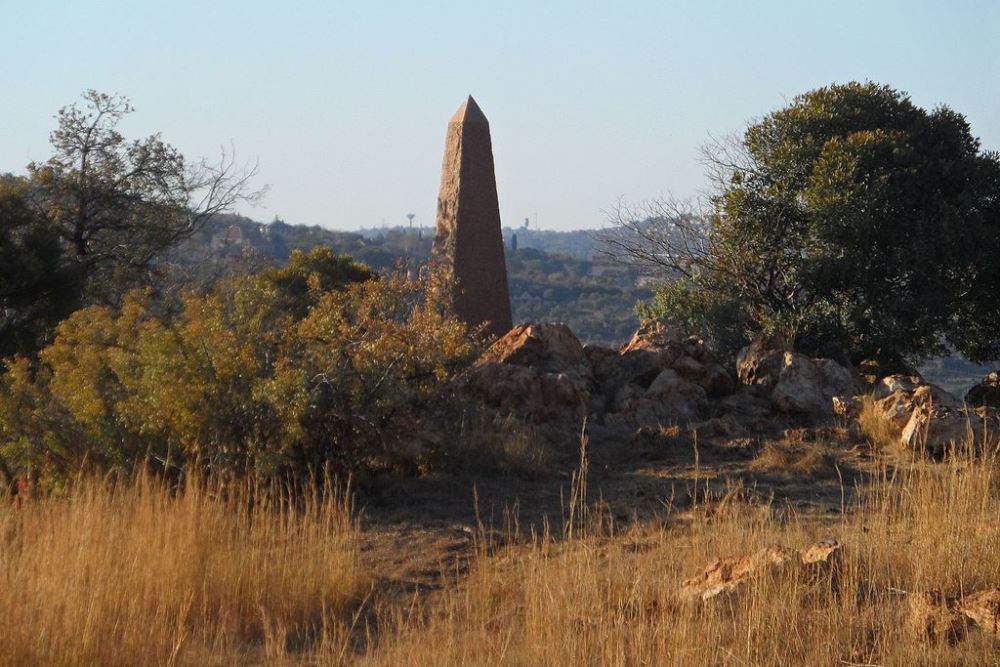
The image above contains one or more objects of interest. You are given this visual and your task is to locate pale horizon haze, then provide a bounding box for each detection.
[3,0,998,231]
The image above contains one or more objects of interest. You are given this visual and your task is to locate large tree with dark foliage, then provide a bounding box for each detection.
[607,82,1000,366]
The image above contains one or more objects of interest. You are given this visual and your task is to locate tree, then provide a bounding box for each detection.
[605,82,1000,366]
[0,176,80,358]
[23,90,262,306]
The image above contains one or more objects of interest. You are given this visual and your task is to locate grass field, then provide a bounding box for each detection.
[3,437,1000,665]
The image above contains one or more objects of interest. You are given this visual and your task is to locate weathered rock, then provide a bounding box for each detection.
[899,404,972,455]
[771,353,859,416]
[679,545,797,602]
[966,371,1000,408]
[465,362,590,423]
[736,341,785,388]
[832,395,862,418]
[872,374,924,401]
[477,323,584,373]
[958,588,1000,635]
[907,590,970,643]
[431,96,512,339]
[679,539,842,603]
[641,369,708,423]
[874,383,963,433]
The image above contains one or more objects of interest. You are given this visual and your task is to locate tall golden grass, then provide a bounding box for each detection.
[5,437,1000,665]
[363,446,1000,666]
[0,473,365,666]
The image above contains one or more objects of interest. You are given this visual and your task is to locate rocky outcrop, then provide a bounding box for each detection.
[466,320,735,428]
[465,323,592,423]
[966,371,1000,408]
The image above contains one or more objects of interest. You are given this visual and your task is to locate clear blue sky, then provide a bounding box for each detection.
[4,0,998,231]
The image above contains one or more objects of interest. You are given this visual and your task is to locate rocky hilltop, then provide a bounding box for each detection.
[463,320,1000,457]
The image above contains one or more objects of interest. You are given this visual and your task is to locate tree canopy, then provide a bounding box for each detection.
[608,82,1000,365]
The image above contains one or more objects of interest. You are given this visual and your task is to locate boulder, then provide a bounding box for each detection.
[966,371,1000,408]
[957,588,1000,635]
[899,404,972,455]
[771,353,859,416]
[736,341,785,388]
[872,374,924,401]
[467,323,592,423]
[477,322,585,372]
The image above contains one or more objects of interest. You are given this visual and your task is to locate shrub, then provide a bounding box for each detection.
[0,250,477,486]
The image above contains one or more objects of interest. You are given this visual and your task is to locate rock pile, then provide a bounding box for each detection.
[463,320,998,456]
[868,373,998,455]
[464,321,735,428]
[736,343,859,417]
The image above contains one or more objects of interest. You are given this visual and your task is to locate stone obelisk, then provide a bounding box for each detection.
[432,96,513,339]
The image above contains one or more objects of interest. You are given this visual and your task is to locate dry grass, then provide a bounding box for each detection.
[749,440,835,477]
[362,447,1000,666]
[858,394,901,450]
[0,473,365,666]
[6,435,1000,665]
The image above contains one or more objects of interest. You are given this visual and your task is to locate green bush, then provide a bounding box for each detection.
[0,249,477,487]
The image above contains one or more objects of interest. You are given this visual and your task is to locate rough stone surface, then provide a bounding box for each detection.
[958,588,1000,635]
[771,353,859,416]
[899,404,972,455]
[966,371,1000,408]
[432,96,512,339]
[679,539,842,603]
[477,323,584,372]
[736,341,785,388]
[907,591,970,643]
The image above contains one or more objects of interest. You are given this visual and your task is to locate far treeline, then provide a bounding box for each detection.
[1,82,998,488]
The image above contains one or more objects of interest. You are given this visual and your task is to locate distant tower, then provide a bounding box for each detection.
[431,96,512,338]
[407,213,416,229]
[524,217,530,229]
[511,233,518,253]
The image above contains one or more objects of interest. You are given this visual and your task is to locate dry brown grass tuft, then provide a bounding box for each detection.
[750,440,836,477]
[0,473,365,666]
[858,393,900,450]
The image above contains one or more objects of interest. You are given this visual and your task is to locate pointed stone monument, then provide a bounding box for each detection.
[432,95,513,339]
